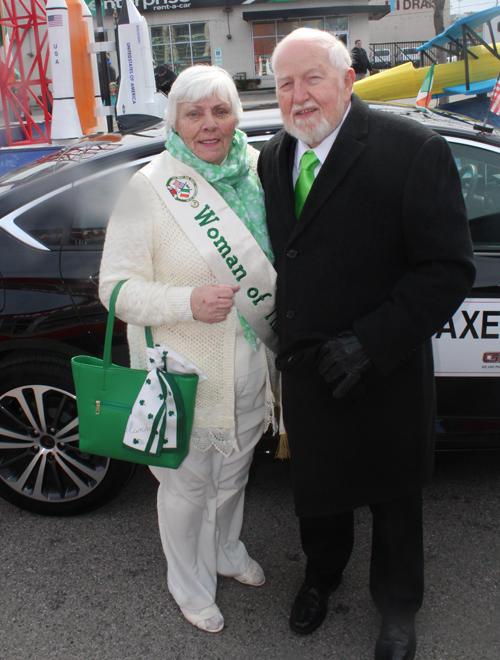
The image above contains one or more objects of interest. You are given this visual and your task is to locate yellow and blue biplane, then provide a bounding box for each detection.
[354,7,500,125]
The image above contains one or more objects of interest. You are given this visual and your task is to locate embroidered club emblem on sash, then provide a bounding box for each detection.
[167,176,198,203]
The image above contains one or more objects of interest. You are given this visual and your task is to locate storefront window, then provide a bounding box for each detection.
[171,24,190,43]
[276,20,299,38]
[152,23,211,76]
[151,26,169,46]
[192,41,211,65]
[154,44,172,67]
[252,17,348,77]
[301,18,324,31]
[254,22,275,37]
[254,36,275,76]
[191,23,210,41]
[325,16,348,32]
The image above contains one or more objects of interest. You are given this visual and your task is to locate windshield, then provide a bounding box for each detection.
[0,125,166,197]
[0,140,126,195]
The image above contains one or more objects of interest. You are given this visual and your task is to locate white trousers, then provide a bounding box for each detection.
[150,332,267,612]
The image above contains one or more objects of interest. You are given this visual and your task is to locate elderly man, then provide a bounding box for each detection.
[257,28,475,660]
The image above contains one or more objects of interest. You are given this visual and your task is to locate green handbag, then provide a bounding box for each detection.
[71,281,199,468]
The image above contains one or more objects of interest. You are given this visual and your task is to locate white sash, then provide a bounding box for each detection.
[142,151,279,354]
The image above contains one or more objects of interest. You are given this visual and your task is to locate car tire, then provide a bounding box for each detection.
[0,354,136,516]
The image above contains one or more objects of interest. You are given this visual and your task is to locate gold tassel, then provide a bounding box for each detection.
[275,432,290,460]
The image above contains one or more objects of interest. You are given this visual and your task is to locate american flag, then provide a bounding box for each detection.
[48,14,63,28]
[489,74,500,116]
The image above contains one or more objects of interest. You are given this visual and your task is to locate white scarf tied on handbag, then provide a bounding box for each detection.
[122,344,207,454]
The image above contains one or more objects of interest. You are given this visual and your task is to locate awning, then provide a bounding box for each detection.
[242,5,390,22]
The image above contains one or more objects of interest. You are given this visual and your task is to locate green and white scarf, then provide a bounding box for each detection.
[166,128,274,348]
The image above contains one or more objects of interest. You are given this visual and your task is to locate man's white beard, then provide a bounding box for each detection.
[281,85,346,146]
[282,111,336,146]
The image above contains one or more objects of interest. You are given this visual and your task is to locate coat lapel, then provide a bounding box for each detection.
[294,95,370,238]
[274,131,297,235]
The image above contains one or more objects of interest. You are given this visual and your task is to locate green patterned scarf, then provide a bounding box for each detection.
[166,128,274,349]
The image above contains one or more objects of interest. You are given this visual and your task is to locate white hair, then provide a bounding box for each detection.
[271,28,352,75]
[165,65,243,131]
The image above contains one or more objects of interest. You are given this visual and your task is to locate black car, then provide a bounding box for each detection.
[0,104,499,516]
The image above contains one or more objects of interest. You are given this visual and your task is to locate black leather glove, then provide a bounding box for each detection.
[318,331,372,398]
[275,332,330,374]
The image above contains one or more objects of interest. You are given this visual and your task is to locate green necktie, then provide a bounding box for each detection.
[295,150,320,218]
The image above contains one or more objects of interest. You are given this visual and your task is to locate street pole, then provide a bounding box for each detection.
[94,0,113,132]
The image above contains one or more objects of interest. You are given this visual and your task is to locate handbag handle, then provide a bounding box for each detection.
[103,280,154,369]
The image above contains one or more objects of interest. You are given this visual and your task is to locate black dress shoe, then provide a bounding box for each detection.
[289,575,342,635]
[375,620,416,660]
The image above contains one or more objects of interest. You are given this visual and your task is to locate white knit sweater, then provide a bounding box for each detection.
[99,146,278,455]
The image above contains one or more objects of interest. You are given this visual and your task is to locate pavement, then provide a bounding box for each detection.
[1,451,500,660]
[239,88,278,109]
[2,86,453,148]
[0,89,279,130]
[0,93,443,151]
[0,90,278,147]
[239,89,432,109]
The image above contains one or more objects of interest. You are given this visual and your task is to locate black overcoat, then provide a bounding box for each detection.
[258,95,476,517]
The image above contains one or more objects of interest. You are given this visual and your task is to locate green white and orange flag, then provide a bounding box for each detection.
[416,65,435,109]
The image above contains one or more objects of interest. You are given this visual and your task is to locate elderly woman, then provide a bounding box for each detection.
[99,66,278,633]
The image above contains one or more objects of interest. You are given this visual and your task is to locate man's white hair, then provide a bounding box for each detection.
[165,65,243,131]
[271,28,352,75]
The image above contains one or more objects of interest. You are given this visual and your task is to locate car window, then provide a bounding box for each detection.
[69,163,145,248]
[247,136,273,151]
[14,187,75,248]
[449,140,500,250]
[0,147,61,177]
[11,161,148,251]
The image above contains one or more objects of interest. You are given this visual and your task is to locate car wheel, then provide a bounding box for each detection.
[0,354,136,516]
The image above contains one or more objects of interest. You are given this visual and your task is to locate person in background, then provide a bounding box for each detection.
[155,63,177,95]
[351,39,372,81]
[107,56,117,83]
[109,82,117,106]
[99,65,278,635]
[258,28,475,660]
[98,54,117,104]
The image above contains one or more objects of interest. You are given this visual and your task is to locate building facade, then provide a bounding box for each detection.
[100,0,389,88]
[369,0,451,44]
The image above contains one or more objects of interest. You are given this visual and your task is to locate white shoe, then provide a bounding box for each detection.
[181,604,224,633]
[233,558,266,587]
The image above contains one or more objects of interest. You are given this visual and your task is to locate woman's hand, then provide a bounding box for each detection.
[191,284,240,324]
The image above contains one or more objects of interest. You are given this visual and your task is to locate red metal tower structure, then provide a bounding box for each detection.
[0,0,52,145]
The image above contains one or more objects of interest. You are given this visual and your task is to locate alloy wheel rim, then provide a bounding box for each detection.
[0,384,109,503]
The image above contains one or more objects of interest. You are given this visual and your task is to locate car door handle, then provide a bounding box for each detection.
[90,273,99,287]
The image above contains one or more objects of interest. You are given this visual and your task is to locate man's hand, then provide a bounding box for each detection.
[191,284,239,324]
[318,331,372,398]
